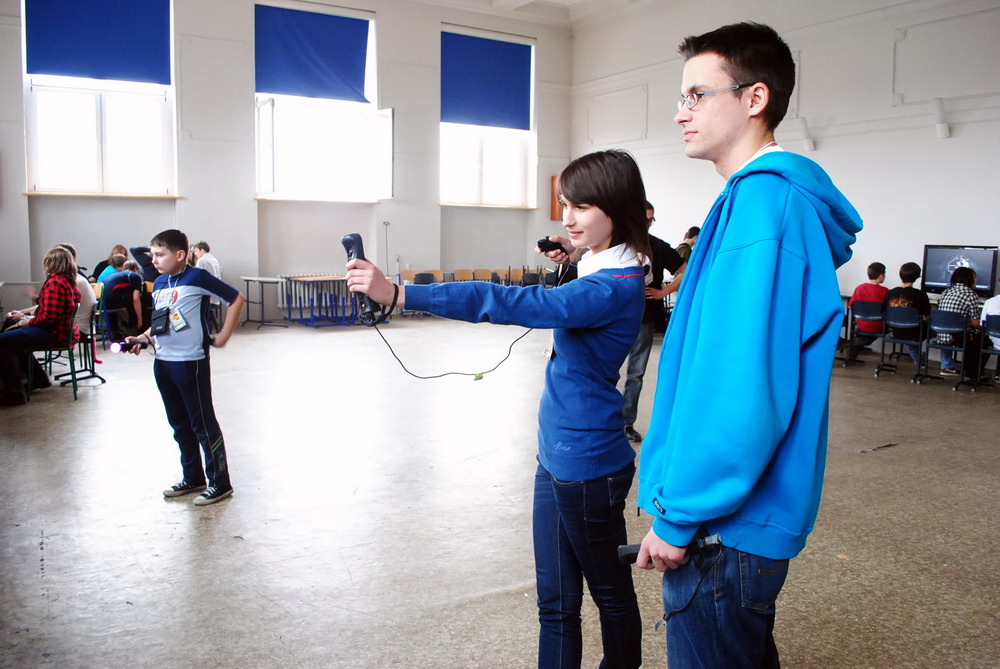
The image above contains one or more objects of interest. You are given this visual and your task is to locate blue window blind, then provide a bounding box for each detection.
[441,32,531,131]
[25,0,171,85]
[255,5,369,103]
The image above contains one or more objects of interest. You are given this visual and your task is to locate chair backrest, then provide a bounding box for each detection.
[413,272,436,285]
[508,268,524,284]
[398,270,417,283]
[473,269,492,281]
[885,306,921,329]
[92,282,103,300]
[985,314,1000,338]
[422,269,444,283]
[851,300,883,322]
[493,269,510,284]
[453,269,474,281]
[929,309,966,334]
[521,272,540,287]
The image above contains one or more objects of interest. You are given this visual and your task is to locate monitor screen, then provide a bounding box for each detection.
[921,245,998,297]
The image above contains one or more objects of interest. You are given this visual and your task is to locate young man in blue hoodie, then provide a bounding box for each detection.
[635,23,862,667]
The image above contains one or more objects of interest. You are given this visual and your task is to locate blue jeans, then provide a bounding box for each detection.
[533,462,642,669]
[0,326,61,393]
[154,358,231,490]
[662,541,789,669]
[622,321,655,428]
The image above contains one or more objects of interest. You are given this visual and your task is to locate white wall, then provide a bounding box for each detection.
[0,0,571,309]
[570,0,1000,293]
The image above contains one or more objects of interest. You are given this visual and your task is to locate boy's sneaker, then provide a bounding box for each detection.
[940,367,959,376]
[193,486,233,506]
[163,480,206,498]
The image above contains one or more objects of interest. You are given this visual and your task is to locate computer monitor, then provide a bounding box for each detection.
[921,245,999,298]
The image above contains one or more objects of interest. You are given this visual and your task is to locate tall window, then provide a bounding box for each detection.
[440,30,535,208]
[254,4,391,202]
[23,0,174,196]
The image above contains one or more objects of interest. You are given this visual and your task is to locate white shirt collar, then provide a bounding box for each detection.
[578,243,641,277]
[736,142,783,174]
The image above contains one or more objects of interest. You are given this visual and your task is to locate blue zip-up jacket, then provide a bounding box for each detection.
[638,151,862,560]
[405,252,645,482]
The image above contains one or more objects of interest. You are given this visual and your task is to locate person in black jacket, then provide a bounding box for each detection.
[622,201,685,442]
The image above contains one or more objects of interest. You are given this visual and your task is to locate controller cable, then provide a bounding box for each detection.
[362,256,572,381]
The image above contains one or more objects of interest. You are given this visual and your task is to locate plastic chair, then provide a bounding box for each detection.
[27,304,80,401]
[843,300,883,367]
[453,269,474,281]
[875,307,925,382]
[56,303,106,387]
[473,269,493,281]
[521,272,540,287]
[974,314,1000,389]
[398,270,417,284]
[923,309,975,390]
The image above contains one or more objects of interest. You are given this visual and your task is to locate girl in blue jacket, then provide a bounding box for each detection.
[348,150,649,669]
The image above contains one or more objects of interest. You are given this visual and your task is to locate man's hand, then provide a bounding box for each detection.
[636,528,689,572]
[122,335,147,355]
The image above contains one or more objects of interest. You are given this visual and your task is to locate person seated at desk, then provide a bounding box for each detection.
[102,260,144,339]
[883,261,930,365]
[90,244,127,282]
[0,247,80,406]
[846,261,887,361]
[936,267,985,378]
[96,253,127,284]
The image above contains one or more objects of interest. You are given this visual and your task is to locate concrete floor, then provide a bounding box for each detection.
[1,317,997,668]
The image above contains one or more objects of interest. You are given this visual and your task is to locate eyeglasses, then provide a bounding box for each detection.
[678,83,752,111]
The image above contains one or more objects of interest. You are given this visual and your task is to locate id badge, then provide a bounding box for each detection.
[169,307,190,332]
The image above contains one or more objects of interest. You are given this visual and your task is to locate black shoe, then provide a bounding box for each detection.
[625,426,643,443]
[940,368,960,376]
[193,486,233,506]
[163,480,206,498]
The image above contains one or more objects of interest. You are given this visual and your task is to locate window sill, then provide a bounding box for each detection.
[25,191,180,199]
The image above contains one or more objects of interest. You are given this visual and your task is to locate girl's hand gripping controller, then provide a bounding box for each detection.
[342,233,380,326]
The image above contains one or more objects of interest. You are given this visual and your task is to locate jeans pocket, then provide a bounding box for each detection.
[738,551,789,613]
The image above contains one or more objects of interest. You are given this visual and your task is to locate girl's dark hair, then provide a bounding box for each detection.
[949,266,977,290]
[678,22,795,130]
[557,150,650,260]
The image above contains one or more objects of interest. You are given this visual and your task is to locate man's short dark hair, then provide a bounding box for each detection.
[867,262,886,280]
[899,262,921,284]
[685,226,701,239]
[678,22,795,130]
[150,229,190,254]
[194,241,211,253]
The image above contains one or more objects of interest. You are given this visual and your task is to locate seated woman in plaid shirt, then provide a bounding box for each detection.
[936,266,984,378]
[0,246,80,406]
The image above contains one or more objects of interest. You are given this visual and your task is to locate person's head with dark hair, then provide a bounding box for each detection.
[675,23,795,178]
[122,260,140,273]
[109,253,127,271]
[557,150,651,260]
[56,243,77,260]
[867,262,886,281]
[44,246,77,280]
[950,266,977,290]
[645,201,655,228]
[677,22,795,131]
[683,226,700,243]
[193,241,210,253]
[150,229,191,277]
[898,262,921,285]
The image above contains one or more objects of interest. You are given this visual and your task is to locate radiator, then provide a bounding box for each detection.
[275,273,331,308]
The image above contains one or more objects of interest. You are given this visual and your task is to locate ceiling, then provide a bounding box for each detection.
[410,0,643,26]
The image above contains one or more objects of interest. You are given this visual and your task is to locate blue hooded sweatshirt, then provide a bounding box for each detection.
[637,151,862,560]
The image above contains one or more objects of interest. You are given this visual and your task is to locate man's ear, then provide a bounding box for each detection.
[746,82,770,120]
